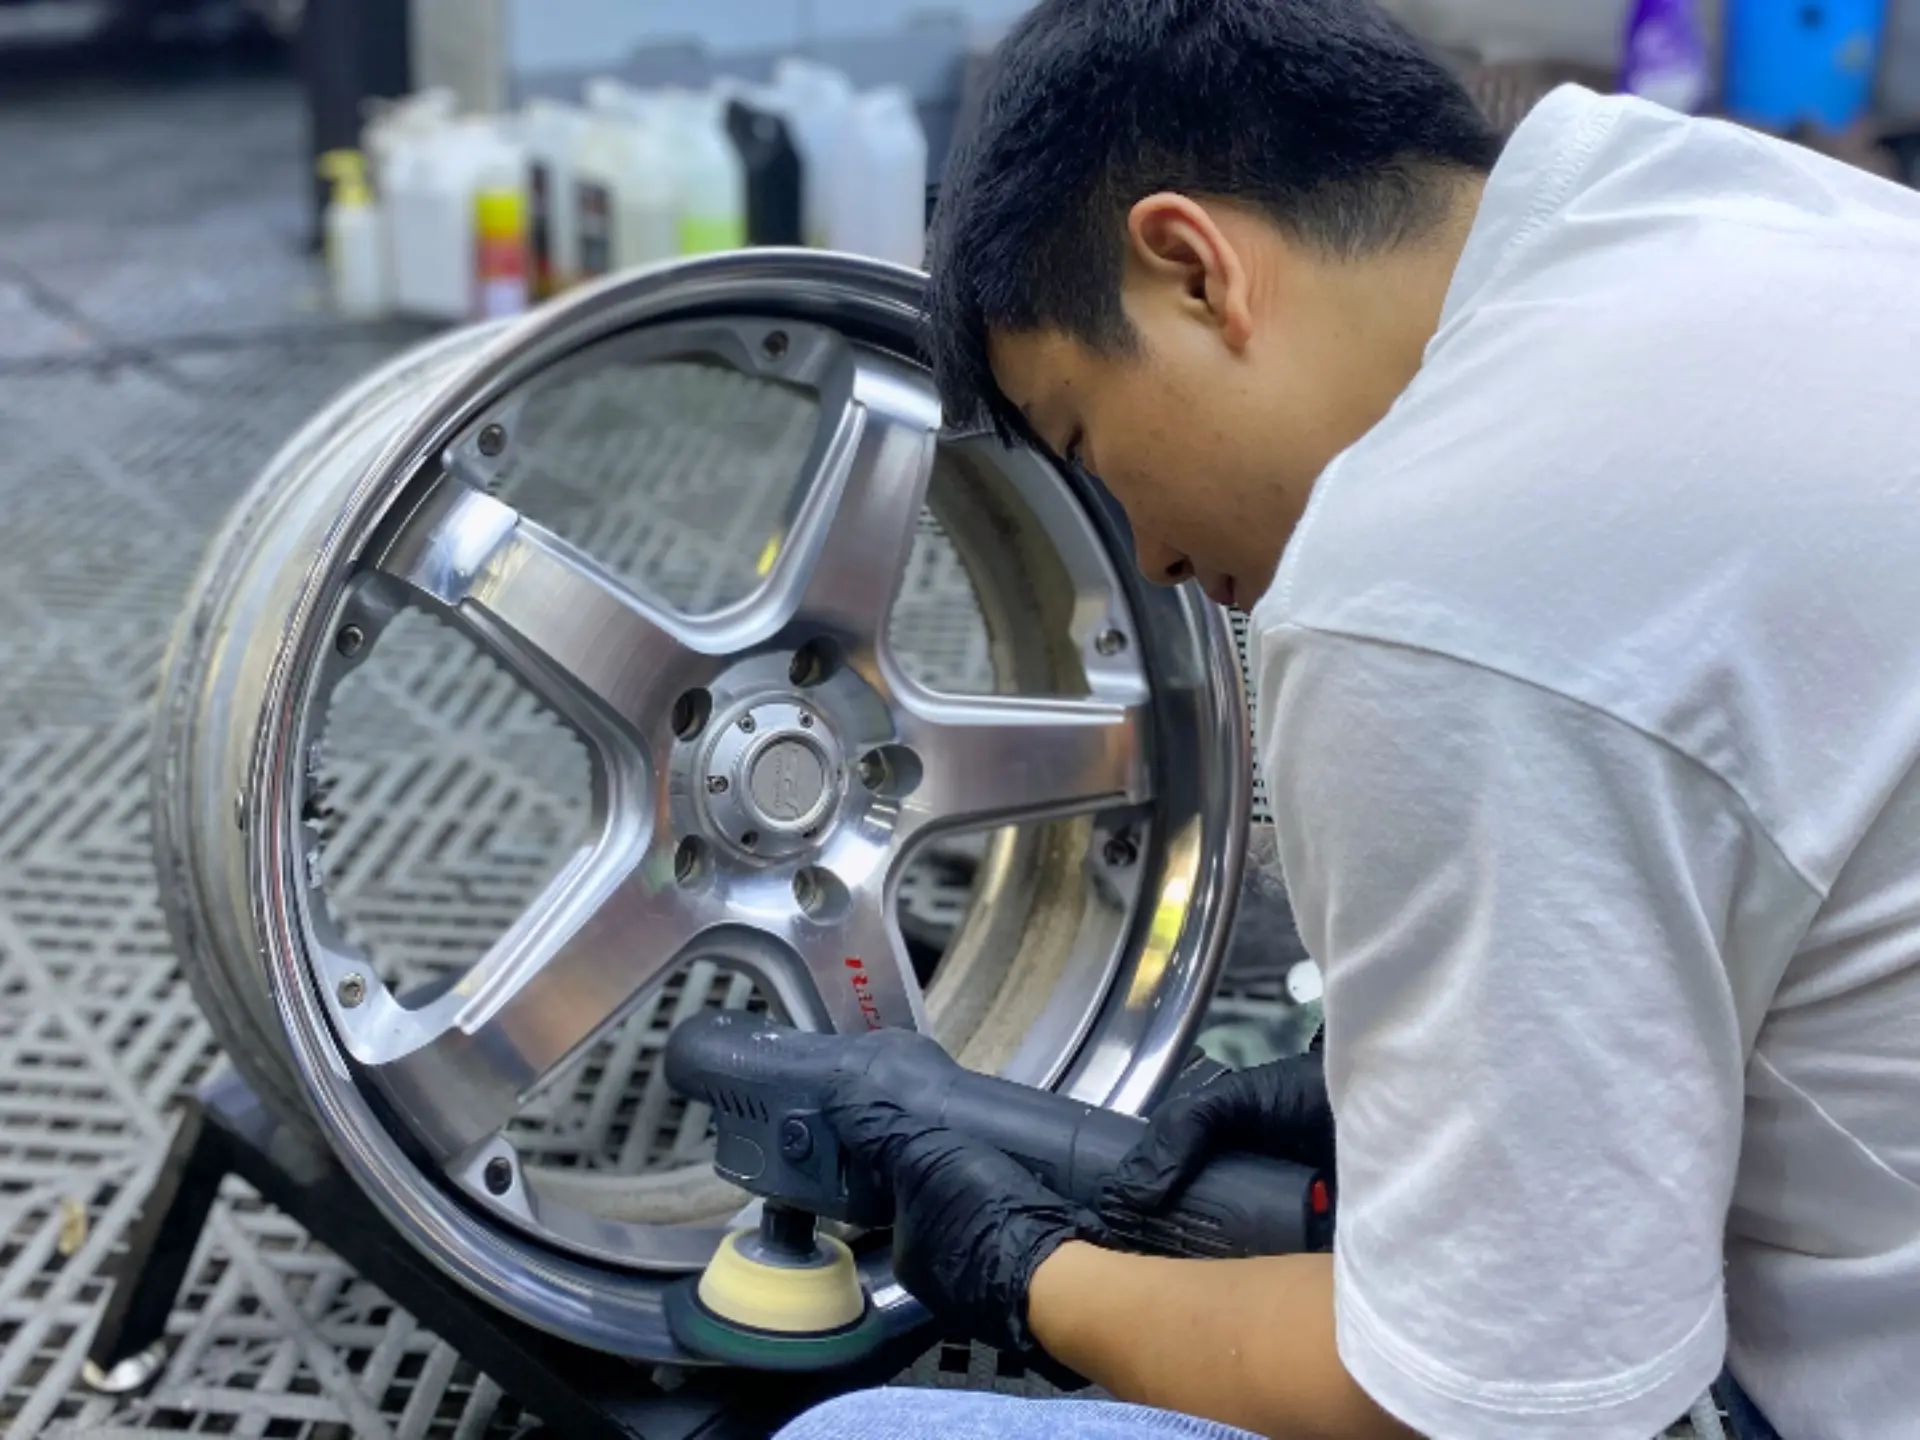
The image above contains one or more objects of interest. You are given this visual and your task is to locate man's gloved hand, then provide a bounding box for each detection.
[1103,1052,1334,1215]
[822,1071,1108,1355]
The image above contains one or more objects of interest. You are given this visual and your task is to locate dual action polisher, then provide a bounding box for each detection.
[661,1011,1334,1370]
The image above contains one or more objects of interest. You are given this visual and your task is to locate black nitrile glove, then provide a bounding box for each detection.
[1103,1053,1334,1215]
[822,1070,1108,1355]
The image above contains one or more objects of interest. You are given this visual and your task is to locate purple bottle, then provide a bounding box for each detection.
[1622,0,1711,113]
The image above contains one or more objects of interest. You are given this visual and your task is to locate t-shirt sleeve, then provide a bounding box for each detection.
[1258,625,1765,1440]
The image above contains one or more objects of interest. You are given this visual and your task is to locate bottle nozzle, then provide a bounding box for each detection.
[317,148,372,208]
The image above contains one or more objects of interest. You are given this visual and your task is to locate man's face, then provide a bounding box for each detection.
[989,323,1304,610]
[986,199,1379,610]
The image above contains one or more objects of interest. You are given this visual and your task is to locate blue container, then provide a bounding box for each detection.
[1726,0,1886,129]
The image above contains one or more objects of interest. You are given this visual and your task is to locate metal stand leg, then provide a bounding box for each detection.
[80,1064,934,1434]
[83,1095,228,1394]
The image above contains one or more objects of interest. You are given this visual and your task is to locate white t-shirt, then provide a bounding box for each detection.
[1250,86,1920,1440]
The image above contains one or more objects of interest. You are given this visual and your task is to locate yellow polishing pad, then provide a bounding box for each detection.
[695,1229,866,1334]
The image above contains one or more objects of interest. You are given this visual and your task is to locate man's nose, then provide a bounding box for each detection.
[1135,536,1193,588]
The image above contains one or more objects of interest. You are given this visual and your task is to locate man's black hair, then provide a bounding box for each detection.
[925,0,1500,441]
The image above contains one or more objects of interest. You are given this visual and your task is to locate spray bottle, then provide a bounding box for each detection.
[316,149,387,318]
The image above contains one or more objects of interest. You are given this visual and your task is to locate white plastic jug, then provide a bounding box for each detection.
[383,125,475,320]
[384,118,525,321]
[664,89,747,256]
[770,58,858,251]
[364,87,457,200]
[574,80,677,278]
[850,87,928,268]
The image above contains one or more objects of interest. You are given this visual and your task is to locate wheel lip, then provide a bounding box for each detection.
[239,251,1247,1358]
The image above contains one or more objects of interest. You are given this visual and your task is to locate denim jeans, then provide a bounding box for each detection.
[776,1377,1788,1440]
[773,1389,1258,1440]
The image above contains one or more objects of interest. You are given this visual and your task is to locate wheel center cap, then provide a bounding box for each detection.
[699,699,844,855]
[745,736,830,829]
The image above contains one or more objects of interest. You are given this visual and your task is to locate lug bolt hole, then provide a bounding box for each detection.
[856,744,924,799]
[336,624,366,658]
[706,775,729,794]
[484,1156,513,1195]
[672,688,712,741]
[741,830,760,850]
[763,330,790,359]
[793,866,850,921]
[674,836,709,886]
[789,639,841,688]
[477,423,507,457]
[1095,628,1128,657]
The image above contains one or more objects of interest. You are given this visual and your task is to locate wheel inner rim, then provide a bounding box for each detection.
[291,315,1163,1270]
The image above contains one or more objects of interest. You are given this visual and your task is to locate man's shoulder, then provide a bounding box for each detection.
[1253,255,1920,891]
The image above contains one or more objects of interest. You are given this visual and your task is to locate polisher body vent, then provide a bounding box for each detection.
[713,1087,768,1123]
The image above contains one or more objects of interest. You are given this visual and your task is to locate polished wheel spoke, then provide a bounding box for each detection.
[785,855,927,1034]
[753,350,942,652]
[893,686,1151,839]
[373,476,713,732]
[364,842,712,1164]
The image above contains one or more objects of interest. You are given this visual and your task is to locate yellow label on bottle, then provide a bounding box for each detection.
[678,215,745,256]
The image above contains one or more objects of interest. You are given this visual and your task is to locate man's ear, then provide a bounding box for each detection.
[1125,193,1254,351]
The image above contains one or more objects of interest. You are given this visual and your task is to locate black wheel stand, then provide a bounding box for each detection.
[83,1065,932,1439]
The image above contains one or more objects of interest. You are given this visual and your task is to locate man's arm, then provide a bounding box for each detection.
[1028,1244,1413,1440]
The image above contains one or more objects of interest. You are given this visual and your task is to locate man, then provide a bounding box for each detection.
[780,2,1920,1437]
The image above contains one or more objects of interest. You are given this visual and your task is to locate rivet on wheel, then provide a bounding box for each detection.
[762,330,790,359]
[335,624,366,658]
[738,715,757,733]
[706,775,729,794]
[799,712,814,729]
[337,973,367,1008]
[478,423,507,457]
[1095,628,1128,657]
[1103,836,1139,868]
[484,1156,513,1195]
